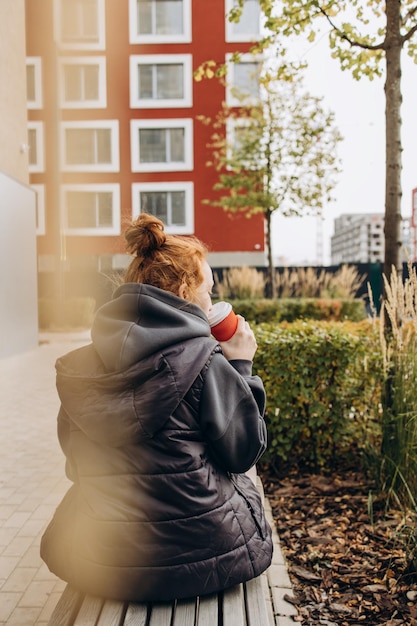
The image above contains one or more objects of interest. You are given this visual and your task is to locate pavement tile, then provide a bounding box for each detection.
[0,557,20,584]
[16,518,46,538]
[37,591,64,622]
[18,546,43,569]
[3,512,32,529]
[52,579,67,593]
[33,563,60,583]
[1,567,37,593]
[0,528,19,549]
[267,563,293,589]
[2,536,33,558]
[271,587,299,617]
[5,607,42,626]
[0,507,17,522]
[4,493,30,507]
[276,617,298,626]
[271,545,286,567]
[30,504,58,522]
[0,592,22,621]
[0,490,17,503]
[19,580,57,609]
[17,499,46,514]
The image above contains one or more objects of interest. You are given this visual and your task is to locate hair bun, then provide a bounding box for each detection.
[125,214,166,257]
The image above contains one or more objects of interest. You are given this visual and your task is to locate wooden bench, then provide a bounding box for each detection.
[47,574,272,626]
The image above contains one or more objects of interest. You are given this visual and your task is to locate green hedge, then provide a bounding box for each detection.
[38,297,96,330]
[231,297,367,323]
[254,320,383,470]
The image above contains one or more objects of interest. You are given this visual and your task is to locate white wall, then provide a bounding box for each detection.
[0,173,38,357]
[0,0,29,183]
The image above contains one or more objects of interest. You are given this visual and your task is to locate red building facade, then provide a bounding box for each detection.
[26,0,265,284]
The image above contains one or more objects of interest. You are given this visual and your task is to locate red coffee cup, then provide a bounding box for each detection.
[208,301,238,341]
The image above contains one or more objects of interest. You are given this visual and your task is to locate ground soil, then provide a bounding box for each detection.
[261,464,417,625]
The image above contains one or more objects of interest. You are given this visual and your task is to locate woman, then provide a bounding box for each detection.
[41,213,273,602]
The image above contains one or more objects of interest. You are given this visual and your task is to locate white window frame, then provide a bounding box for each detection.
[225,0,261,42]
[58,56,107,108]
[32,184,46,235]
[131,181,194,234]
[225,116,257,168]
[60,120,120,172]
[53,0,106,50]
[129,0,192,44]
[130,54,192,109]
[28,121,45,173]
[225,53,262,107]
[130,118,193,172]
[61,183,121,235]
[26,57,43,109]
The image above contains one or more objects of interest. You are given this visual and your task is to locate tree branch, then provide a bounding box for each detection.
[315,4,386,51]
[402,4,417,26]
[401,21,417,44]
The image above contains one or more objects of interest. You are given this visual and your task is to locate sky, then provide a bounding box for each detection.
[270,30,417,267]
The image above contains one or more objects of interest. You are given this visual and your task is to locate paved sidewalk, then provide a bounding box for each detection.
[0,332,298,626]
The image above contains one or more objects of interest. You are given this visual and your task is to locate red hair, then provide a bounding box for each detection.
[124,214,207,299]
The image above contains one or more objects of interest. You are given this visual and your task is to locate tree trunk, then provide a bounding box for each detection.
[383,0,403,281]
[265,209,275,298]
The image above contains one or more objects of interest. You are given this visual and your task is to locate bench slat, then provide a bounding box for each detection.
[48,585,84,626]
[148,601,174,626]
[261,574,275,626]
[222,585,245,626]
[196,594,218,626]
[173,598,197,626]
[245,577,270,626]
[97,599,126,625]
[74,596,104,625]
[122,602,148,626]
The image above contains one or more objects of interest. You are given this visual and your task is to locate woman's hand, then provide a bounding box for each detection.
[219,316,257,361]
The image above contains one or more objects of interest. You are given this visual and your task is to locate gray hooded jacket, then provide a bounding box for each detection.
[40,283,273,601]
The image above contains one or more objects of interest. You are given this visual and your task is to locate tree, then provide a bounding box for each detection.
[245,0,417,279]
[201,67,342,296]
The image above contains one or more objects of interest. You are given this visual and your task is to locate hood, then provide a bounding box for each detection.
[91,283,211,372]
[55,284,216,446]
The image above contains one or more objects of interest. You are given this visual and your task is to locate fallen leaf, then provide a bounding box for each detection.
[292,565,322,581]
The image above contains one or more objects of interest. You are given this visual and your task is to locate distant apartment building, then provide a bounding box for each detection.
[331,213,412,265]
[25,0,266,292]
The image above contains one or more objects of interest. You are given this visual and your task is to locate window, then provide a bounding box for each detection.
[130,54,192,108]
[32,185,46,235]
[28,122,45,173]
[54,0,105,50]
[225,0,261,42]
[226,53,261,106]
[59,57,106,108]
[62,184,120,235]
[132,182,194,234]
[225,117,259,168]
[61,120,119,172]
[129,0,191,43]
[131,119,193,172]
[26,57,43,109]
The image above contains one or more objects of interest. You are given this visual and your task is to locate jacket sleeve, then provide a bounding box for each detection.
[57,405,77,483]
[199,353,267,473]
